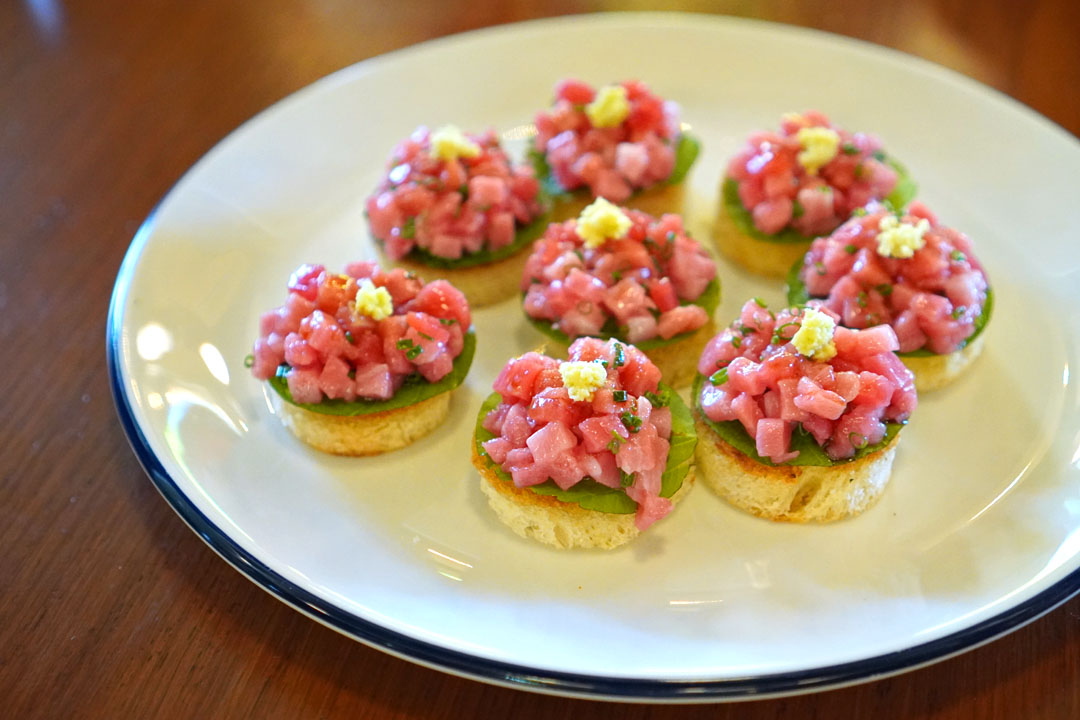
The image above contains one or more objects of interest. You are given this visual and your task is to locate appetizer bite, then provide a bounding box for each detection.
[531,79,700,219]
[473,338,696,550]
[694,300,917,523]
[521,199,720,387]
[366,125,548,307]
[717,111,916,277]
[787,201,991,391]
[249,262,474,455]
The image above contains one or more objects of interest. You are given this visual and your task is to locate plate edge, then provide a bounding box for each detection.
[106,211,1080,702]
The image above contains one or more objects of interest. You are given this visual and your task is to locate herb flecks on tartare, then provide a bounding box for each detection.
[792,201,990,356]
[533,79,697,202]
[522,200,717,345]
[696,300,917,464]
[250,262,472,405]
[366,126,546,263]
[726,111,914,240]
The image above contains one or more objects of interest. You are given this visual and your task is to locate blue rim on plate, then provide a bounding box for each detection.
[106,14,1080,701]
[107,289,1080,698]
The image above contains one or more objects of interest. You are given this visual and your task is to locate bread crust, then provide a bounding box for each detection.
[375,243,534,308]
[472,441,694,550]
[272,390,451,456]
[548,183,687,223]
[535,318,716,389]
[712,201,811,278]
[901,334,985,392]
[694,417,899,523]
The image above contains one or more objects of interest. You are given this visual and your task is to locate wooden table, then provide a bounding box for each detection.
[4,1,1079,717]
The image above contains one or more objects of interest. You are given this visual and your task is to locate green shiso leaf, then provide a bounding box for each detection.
[532,134,701,202]
[474,383,696,514]
[691,373,903,467]
[666,134,701,185]
[722,177,809,245]
[528,147,572,201]
[785,255,812,306]
[722,154,915,245]
[268,329,475,416]
[884,157,918,211]
[403,214,550,270]
[524,277,721,351]
[784,257,994,358]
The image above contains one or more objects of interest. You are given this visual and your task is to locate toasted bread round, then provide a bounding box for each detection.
[533,318,716,389]
[376,243,534,308]
[272,390,451,456]
[549,182,687,223]
[901,334,985,392]
[712,202,811,278]
[694,417,900,523]
[472,442,693,550]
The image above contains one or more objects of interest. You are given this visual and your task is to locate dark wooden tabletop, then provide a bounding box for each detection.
[4,1,1080,717]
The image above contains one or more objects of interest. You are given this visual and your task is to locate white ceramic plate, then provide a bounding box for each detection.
[108,13,1080,701]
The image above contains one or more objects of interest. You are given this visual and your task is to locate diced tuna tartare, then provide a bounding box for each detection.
[482,338,677,531]
[522,200,717,344]
[726,111,907,237]
[366,126,545,261]
[250,262,471,402]
[796,201,990,355]
[697,300,917,462]
[533,79,687,203]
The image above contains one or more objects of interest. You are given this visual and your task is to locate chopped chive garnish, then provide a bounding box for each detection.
[607,431,625,454]
[438,317,457,326]
[872,150,886,161]
[620,411,642,433]
[611,270,622,282]
[613,343,626,368]
[845,244,857,254]
[792,201,804,219]
[401,216,416,239]
[419,332,433,341]
[853,207,868,217]
[842,142,860,155]
[950,250,966,262]
[849,433,869,450]
[396,338,423,359]
[856,291,868,308]
[875,283,893,296]
[772,321,800,344]
[243,354,254,368]
[814,261,827,276]
[643,391,668,407]
[619,470,635,488]
[951,305,966,319]
[613,390,628,402]
[740,325,756,336]
[709,367,729,386]
[730,335,742,349]
[344,331,355,344]
[753,297,767,308]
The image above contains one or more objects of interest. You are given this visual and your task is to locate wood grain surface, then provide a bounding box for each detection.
[3,1,1079,717]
